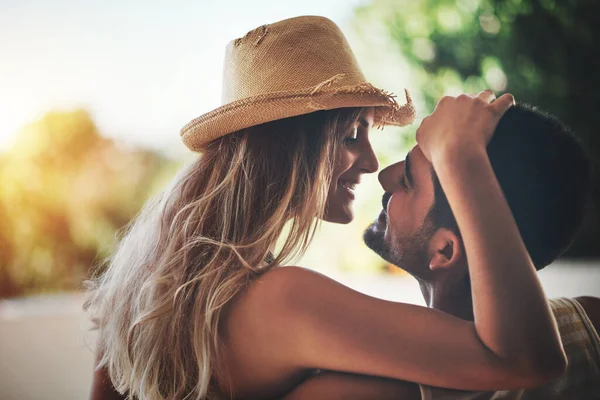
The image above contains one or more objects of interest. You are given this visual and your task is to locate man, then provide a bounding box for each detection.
[286,103,600,399]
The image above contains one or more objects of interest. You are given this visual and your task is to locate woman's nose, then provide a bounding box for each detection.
[359,142,379,174]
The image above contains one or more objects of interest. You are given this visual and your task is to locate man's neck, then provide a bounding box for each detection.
[416,272,474,321]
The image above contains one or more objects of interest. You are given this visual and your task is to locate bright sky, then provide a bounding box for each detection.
[0,0,367,155]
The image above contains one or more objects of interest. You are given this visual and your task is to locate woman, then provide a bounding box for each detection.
[86,16,566,400]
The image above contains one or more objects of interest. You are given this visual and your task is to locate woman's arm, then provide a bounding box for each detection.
[247,265,560,391]
[417,91,566,373]
[282,372,421,400]
[227,91,565,392]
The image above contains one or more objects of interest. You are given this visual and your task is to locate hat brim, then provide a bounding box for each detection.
[181,83,416,152]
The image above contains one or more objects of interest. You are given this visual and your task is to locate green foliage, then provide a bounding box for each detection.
[0,110,179,298]
[353,0,600,257]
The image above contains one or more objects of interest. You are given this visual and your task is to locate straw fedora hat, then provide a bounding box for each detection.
[181,15,415,152]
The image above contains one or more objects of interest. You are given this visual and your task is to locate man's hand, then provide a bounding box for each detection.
[416,90,515,163]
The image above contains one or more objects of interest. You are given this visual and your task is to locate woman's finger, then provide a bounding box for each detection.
[477,89,496,103]
[490,93,516,117]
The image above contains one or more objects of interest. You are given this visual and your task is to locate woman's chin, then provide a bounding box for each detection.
[323,208,354,224]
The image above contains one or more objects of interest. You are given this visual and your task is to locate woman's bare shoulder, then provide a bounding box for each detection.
[224,265,371,351]
[218,266,333,397]
[258,265,329,282]
[249,266,367,314]
[223,266,331,338]
[256,266,333,290]
[238,266,338,316]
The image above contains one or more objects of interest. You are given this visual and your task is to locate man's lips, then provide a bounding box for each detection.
[381,192,392,212]
[374,209,387,230]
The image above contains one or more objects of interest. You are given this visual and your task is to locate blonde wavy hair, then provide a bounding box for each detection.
[85,107,367,399]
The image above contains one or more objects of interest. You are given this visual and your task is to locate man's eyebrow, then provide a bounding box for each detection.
[405,151,414,187]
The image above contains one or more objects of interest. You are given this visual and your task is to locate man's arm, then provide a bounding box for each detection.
[282,371,421,400]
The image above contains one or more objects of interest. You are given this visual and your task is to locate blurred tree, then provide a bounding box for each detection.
[0,110,179,298]
[353,0,600,257]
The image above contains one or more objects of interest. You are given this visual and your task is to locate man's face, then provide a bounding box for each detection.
[363,145,437,276]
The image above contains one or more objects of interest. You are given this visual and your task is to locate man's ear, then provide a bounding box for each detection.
[428,228,464,271]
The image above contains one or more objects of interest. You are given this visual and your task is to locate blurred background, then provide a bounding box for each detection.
[1,0,599,398]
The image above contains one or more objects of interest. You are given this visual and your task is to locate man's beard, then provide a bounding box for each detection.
[363,221,393,264]
[363,218,435,277]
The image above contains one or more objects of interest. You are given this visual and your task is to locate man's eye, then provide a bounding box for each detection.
[399,176,408,189]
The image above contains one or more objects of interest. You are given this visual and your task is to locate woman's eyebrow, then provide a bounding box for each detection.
[359,118,372,128]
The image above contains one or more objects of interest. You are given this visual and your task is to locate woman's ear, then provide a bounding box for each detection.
[428,228,464,271]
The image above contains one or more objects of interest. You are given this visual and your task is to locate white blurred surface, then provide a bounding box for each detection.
[0,0,364,155]
[0,261,599,400]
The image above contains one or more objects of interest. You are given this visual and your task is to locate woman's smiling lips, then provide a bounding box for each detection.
[339,180,358,200]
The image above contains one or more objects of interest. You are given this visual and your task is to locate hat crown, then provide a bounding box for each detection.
[181,15,415,152]
[222,16,367,104]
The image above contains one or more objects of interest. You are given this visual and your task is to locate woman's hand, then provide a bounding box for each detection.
[416,90,514,163]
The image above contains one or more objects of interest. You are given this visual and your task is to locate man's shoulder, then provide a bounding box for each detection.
[549,296,600,334]
[574,296,600,332]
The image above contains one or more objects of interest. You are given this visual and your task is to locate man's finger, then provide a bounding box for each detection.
[477,89,496,103]
[490,93,515,117]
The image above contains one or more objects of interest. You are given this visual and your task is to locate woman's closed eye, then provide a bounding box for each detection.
[343,126,359,146]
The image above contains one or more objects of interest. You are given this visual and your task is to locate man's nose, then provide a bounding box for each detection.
[378,162,403,192]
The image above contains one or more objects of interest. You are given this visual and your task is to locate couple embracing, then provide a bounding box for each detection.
[87,16,599,400]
